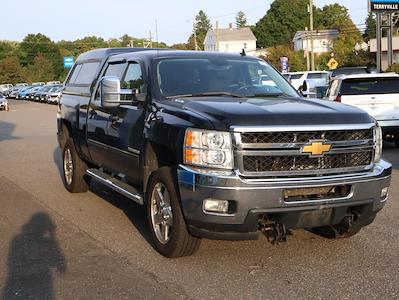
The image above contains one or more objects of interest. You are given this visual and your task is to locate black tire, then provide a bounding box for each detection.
[146,167,201,258]
[62,137,89,193]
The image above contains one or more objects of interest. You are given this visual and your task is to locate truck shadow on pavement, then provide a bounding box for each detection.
[1,213,66,300]
[0,120,20,143]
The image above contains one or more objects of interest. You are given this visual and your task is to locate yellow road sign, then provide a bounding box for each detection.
[327,58,339,70]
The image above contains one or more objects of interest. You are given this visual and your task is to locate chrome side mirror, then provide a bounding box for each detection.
[101,76,120,108]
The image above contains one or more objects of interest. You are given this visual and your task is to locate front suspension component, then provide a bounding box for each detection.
[258,217,288,245]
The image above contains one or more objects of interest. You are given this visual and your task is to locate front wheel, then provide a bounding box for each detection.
[62,138,89,193]
[146,167,201,258]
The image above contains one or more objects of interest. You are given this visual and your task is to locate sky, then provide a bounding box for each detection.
[1,0,369,45]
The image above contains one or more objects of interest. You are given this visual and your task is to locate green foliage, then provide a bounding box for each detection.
[387,63,399,73]
[24,53,55,82]
[0,56,26,84]
[188,10,212,50]
[254,0,310,48]
[265,45,307,72]
[18,34,63,78]
[236,11,248,28]
[364,13,376,42]
[0,41,17,61]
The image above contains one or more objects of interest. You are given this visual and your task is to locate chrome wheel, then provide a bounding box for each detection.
[150,182,173,245]
[63,148,73,185]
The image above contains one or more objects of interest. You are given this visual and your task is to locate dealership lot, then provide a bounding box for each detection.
[1,100,398,299]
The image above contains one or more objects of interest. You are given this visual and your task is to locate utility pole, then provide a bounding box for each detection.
[194,21,199,51]
[305,27,310,71]
[149,31,153,48]
[309,0,315,71]
[216,21,220,52]
[155,19,159,47]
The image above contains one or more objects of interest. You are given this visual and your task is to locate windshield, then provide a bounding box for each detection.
[156,58,299,98]
[341,77,399,95]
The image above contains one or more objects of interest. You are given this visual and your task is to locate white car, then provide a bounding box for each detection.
[288,71,330,90]
[0,84,13,93]
[326,73,399,145]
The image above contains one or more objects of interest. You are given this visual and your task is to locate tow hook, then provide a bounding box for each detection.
[334,213,355,235]
[258,217,288,245]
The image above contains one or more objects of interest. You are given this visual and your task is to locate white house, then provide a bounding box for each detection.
[293,29,339,54]
[369,36,399,71]
[204,25,257,56]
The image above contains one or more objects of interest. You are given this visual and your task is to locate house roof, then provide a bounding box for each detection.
[205,27,256,43]
[293,29,339,42]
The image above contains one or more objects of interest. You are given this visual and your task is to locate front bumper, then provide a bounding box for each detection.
[177,160,392,240]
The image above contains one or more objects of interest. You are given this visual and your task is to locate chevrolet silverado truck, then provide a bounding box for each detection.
[57,48,392,258]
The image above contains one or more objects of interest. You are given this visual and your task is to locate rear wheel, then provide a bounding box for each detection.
[62,137,89,193]
[146,167,201,257]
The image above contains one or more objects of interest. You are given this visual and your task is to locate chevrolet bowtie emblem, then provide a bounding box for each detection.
[302,141,332,157]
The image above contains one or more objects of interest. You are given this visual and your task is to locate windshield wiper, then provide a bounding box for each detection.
[247,93,290,98]
[166,92,245,99]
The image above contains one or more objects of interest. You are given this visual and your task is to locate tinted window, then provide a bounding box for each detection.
[68,64,82,84]
[307,73,328,80]
[341,78,399,95]
[122,63,144,92]
[72,62,100,85]
[290,73,304,79]
[104,63,126,79]
[157,58,298,98]
[332,68,368,77]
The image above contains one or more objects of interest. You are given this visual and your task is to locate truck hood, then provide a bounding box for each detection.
[168,96,375,131]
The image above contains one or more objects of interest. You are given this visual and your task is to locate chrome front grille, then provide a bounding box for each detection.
[234,125,375,177]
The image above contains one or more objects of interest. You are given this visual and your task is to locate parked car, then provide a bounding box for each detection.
[57,48,391,258]
[0,93,8,110]
[15,83,29,87]
[32,82,45,86]
[36,86,54,101]
[331,67,376,78]
[0,84,13,93]
[45,86,63,104]
[26,86,44,100]
[326,73,399,145]
[288,71,330,90]
[11,86,33,99]
[46,81,61,85]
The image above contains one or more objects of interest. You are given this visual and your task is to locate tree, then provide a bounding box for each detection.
[265,45,307,72]
[364,13,377,41]
[18,34,63,81]
[0,41,17,61]
[187,10,212,50]
[0,56,26,84]
[254,0,311,48]
[25,53,55,82]
[236,11,248,28]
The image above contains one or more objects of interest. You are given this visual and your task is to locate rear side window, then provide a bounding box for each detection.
[104,63,126,79]
[290,73,304,79]
[68,62,100,85]
[307,73,328,80]
[341,78,399,95]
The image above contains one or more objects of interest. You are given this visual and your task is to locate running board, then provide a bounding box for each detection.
[86,169,144,205]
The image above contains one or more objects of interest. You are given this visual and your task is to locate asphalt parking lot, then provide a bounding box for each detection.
[1,100,398,299]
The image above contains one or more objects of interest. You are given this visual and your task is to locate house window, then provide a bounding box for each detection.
[244,43,247,49]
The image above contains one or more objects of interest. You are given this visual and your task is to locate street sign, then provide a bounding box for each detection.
[63,56,74,69]
[327,58,339,70]
[370,0,399,12]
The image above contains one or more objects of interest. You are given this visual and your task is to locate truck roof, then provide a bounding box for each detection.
[335,73,399,80]
[76,47,167,63]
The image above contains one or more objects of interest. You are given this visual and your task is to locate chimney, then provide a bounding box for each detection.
[229,23,233,30]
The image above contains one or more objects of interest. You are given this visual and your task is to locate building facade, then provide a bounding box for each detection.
[369,36,399,71]
[293,30,339,54]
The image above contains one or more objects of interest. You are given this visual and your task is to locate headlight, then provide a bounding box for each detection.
[374,124,383,163]
[184,129,233,169]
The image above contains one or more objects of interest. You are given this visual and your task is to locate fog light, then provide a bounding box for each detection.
[203,199,229,213]
[381,187,389,199]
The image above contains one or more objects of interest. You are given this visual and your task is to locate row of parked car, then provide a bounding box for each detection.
[2,82,63,104]
[282,67,399,145]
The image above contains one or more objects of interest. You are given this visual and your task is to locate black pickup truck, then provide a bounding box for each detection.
[57,48,392,257]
